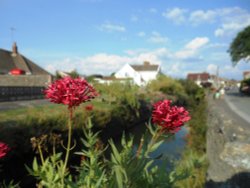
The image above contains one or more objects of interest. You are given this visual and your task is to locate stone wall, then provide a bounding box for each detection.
[206,96,250,188]
[0,75,52,101]
[0,75,52,87]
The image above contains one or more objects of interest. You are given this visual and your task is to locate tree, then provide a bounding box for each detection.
[68,69,80,78]
[229,25,250,65]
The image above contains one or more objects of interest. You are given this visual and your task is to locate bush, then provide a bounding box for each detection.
[147,75,186,97]
[240,78,250,95]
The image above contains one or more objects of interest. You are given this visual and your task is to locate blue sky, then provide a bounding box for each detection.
[1,0,250,80]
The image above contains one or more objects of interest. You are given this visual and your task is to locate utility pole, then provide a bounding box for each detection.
[216,66,220,89]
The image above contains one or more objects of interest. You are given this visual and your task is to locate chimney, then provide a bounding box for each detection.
[143,61,150,66]
[12,42,18,55]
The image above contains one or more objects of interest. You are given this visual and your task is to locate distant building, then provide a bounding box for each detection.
[243,71,250,79]
[187,72,212,86]
[187,72,225,88]
[0,43,52,101]
[114,61,160,86]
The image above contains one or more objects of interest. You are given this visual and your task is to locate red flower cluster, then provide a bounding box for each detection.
[85,104,94,111]
[152,100,191,133]
[0,142,10,159]
[44,77,98,109]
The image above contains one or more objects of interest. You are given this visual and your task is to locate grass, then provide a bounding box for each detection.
[0,99,114,125]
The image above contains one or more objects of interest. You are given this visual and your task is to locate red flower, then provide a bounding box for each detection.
[44,77,98,109]
[0,142,10,159]
[152,100,191,133]
[85,104,94,111]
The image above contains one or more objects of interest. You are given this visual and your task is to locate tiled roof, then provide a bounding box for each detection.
[187,73,210,81]
[0,47,50,75]
[243,71,250,76]
[131,62,159,71]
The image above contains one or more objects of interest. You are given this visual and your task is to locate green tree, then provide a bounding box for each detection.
[229,25,250,65]
[68,69,80,78]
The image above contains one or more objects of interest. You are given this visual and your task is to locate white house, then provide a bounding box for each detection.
[115,61,160,86]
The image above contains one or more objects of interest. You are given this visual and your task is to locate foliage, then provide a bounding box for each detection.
[26,153,68,188]
[147,75,186,97]
[94,82,141,115]
[0,180,20,188]
[178,79,205,107]
[68,70,80,78]
[240,78,250,95]
[174,151,207,188]
[173,80,208,188]
[74,120,107,188]
[0,77,208,187]
[229,25,250,65]
[54,70,80,80]
[24,119,193,188]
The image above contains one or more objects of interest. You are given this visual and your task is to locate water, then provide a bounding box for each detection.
[112,122,188,166]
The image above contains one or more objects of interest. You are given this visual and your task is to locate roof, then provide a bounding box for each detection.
[130,61,159,71]
[187,72,210,82]
[0,46,50,75]
[243,71,250,76]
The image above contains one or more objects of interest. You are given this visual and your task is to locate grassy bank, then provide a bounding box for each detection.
[174,87,208,188]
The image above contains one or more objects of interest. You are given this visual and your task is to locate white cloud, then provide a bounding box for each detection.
[147,31,168,44]
[124,48,148,56]
[214,7,250,37]
[189,10,216,25]
[149,8,157,13]
[43,37,220,79]
[206,64,218,74]
[137,31,146,37]
[162,7,250,38]
[185,37,209,50]
[175,37,209,59]
[175,50,196,59]
[99,23,126,32]
[167,62,181,74]
[207,43,228,49]
[214,29,224,37]
[131,15,138,22]
[44,48,172,76]
[215,19,250,37]
[162,7,188,24]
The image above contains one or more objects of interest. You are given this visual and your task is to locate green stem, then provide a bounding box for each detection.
[145,127,162,156]
[61,107,73,186]
[38,144,45,165]
[136,137,144,158]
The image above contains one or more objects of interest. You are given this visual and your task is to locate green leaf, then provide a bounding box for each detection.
[32,157,39,172]
[148,140,164,153]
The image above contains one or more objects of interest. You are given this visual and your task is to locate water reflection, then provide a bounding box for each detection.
[112,122,187,166]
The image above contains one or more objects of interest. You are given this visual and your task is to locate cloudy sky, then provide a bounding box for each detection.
[1,0,250,79]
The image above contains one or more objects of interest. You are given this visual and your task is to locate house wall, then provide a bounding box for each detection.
[115,64,136,78]
[115,64,160,86]
[115,64,142,85]
[139,71,158,83]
